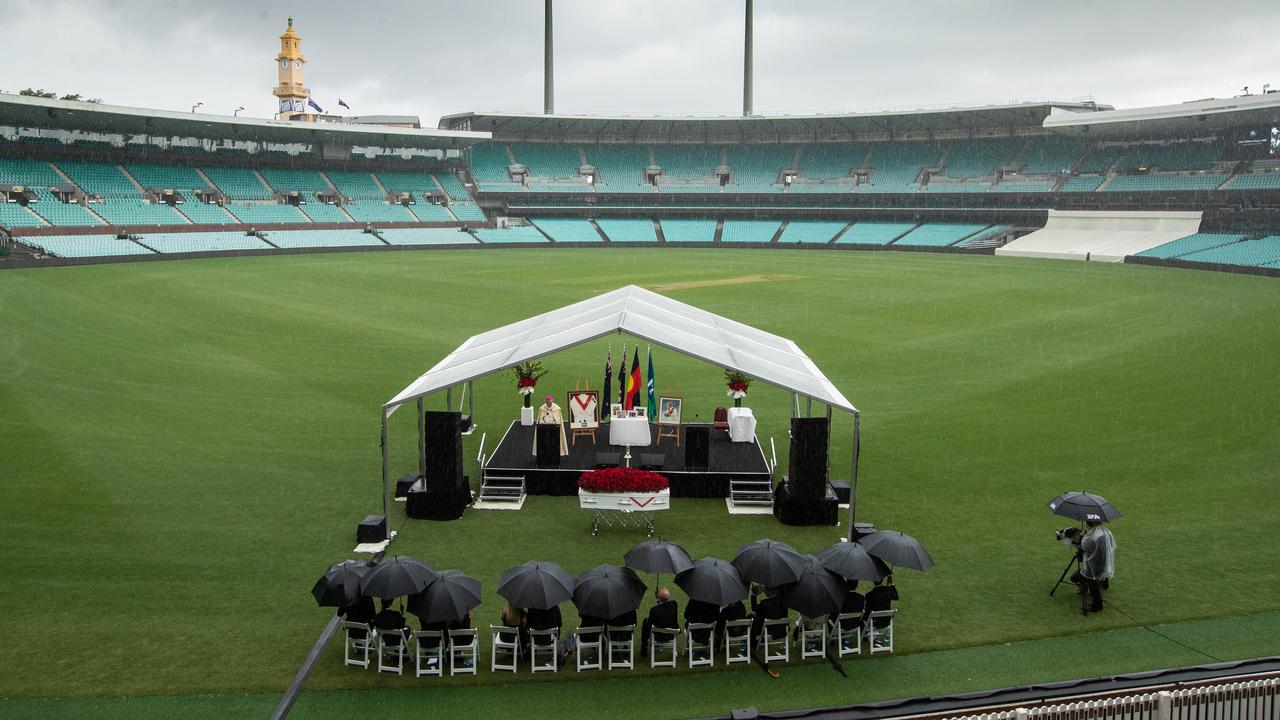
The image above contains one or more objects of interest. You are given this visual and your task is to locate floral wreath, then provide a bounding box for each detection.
[578,467,670,494]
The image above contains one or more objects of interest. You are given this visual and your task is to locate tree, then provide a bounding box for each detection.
[17,88,102,103]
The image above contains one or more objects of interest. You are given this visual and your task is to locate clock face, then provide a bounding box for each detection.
[279,59,288,69]
[294,60,302,69]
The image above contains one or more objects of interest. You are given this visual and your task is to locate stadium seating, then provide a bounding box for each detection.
[91,200,188,226]
[262,229,383,249]
[924,182,991,193]
[23,234,153,258]
[345,202,419,223]
[299,202,353,223]
[201,166,274,200]
[895,223,990,247]
[655,145,721,179]
[941,138,1019,178]
[991,181,1057,193]
[0,202,48,228]
[448,203,487,222]
[468,143,513,183]
[730,182,785,193]
[124,163,214,208]
[719,220,781,243]
[775,220,848,244]
[1176,236,1280,267]
[472,226,549,244]
[378,228,478,245]
[1117,142,1222,172]
[511,143,582,178]
[432,173,471,201]
[1224,171,1280,190]
[224,203,310,224]
[956,225,1011,247]
[798,144,869,180]
[835,221,916,245]
[595,218,657,242]
[138,232,271,254]
[584,145,653,190]
[375,171,441,196]
[788,183,853,193]
[1075,146,1124,173]
[658,218,717,242]
[477,180,527,192]
[1102,174,1228,192]
[530,218,604,242]
[1059,176,1105,192]
[658,183,718,193]
[258,168,333,195]
[56,161,140,198]
[526,182,592,193]
[177,202,238,224]
[0,156,65,187]
[1136,233,1247,259]
[407,203,455,222]
[1018,136,1090,174]
[863,142,943,191]
[324,170,386,200]
[727,145,794,186]
[28,189,103,226]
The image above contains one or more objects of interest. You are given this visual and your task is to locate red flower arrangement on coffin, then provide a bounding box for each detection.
[578,467,670,494]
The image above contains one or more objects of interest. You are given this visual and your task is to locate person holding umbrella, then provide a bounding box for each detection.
[1072,518,1117,613]
[372,598,410,648]
[750,585,788,644]
[640,587,679,653]
[862,574,898,631]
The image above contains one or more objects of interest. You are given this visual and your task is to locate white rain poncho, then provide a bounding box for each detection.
[1081,525,1117,580]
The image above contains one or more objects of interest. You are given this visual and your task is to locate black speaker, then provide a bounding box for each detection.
[535,424,561,468]
[357,514,388,543]
[788,417,829,498]
[425,410,463,487]
[685,426,710,470]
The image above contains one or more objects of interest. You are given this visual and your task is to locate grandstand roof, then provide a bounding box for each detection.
[385,284,857,415]
[1044,92,1280,137]
[440,100,1109,142]
[0,93,489,149]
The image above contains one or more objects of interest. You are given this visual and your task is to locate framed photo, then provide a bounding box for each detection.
[567,391,600,429]
[656,396,682,426]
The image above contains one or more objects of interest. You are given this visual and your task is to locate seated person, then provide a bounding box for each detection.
[862,575,899,630]
[606,608,638,643]
[339,595,376,639]
[371,598,409,646]
[448,611,472,632]
[499,603,527,653]
[640,587,679,652]
[838,578,866,632]
[577,612,607,644]
[718,599,749,640]
[526,604,563,637]
[684,598,719,646]
[750,586,789,642]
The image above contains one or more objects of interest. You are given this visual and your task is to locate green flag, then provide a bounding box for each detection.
[646,346,656,415]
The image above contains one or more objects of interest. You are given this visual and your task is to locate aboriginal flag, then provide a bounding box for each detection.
[624,347,641,410]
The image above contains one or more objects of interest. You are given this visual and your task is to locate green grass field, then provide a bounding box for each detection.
[2,247,1279,717]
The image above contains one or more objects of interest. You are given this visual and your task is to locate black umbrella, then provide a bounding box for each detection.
[1048,491,1122,523]
[311,559,372,608]
[814,541,890,582]
[497,561,575,610]
[780,555,847,618]
[623,539,693,576]
[359,555,439,600]
[573,564,647,619]
[406,569,482,624]
[675,557,748,605]
[732,539,807,587]
[860,531,935,572]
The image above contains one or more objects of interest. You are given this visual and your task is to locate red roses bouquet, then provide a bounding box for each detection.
[725,369,750,406]
[512,361,547,408]
[578,467,670,494]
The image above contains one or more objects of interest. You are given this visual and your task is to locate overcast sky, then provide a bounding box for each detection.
[2,0,1276,125]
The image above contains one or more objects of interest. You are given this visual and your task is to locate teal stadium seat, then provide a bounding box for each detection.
[955,225,1011,247]
[92,200,188,225]
[432,173,472,201]
[659,218,717,242]
[375,171,441,197]
[924,182,991,192]
[1225,171,1280,190]
[862,142,943,192]
[1075,146,1125,174]
[1117,141,1222,172]
[136,232,270,253]
[775,220,848,244]
[447,203,487,222]
[655,145,721,180]
[0,156,68,187]
[300,203,353,223]
[28,189,103,226]
[1102,174,1228,192]
[258,168,333,196]
[836,221,916,245]
[225,203,310,224]
[719,220,781,243]
[1172,236,1280,267]
[323,171,386,200]
[1136,233,1247,259]
[201,166,274,200]
[468,143,514,184]
[408,203,455,222]
[595,218,657,242]
[57,161,140,198]
[1059,176,1104,192]
[798,143,870,180]
[124,163,211,195]
[658,183,718,193]
[379,228,478,245]
[789,183,853,193]
[0,202,49,228]
[472,226,549,244]
[530,218,603,242]
[942,138,1019,178]
[991,181,1057,192]
[511,143,582,179]
[24,234,154,258]
[177,202,238,224]
[727,145,794,190]
[894,223,990,247]
[584,145,653,192]
[262,230,383,249]
[1019,137,1090,174]
[343,202,418,223]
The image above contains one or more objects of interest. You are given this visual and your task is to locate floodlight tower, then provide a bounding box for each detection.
[544,0,554,114]
[743,0,754,117]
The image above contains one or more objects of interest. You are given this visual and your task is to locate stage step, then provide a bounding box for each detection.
[475,474,526,510]
[727,478,774,514]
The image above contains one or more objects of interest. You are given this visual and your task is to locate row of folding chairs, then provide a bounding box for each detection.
[340,621,478,676]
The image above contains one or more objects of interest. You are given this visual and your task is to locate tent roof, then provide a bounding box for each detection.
[385,285,856,415]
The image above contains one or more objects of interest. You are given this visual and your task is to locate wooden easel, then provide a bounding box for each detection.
[656,423,680,447]
[570,379,597,445]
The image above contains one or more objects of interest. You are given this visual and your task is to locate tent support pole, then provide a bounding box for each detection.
[806,396,812,417]
[417,398,426,477]
[446,387,453,411]
[467,381,475,424]
[381,410,391,536]
[847,410,860,542]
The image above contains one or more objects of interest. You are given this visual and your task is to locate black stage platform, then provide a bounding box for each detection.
[484,421,772,498]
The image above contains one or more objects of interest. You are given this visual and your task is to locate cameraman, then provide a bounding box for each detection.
[1072,518,1116,613]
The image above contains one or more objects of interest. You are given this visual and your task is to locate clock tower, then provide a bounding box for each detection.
[272,17,311,119]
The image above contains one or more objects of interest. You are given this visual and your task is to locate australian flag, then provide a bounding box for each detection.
[338,99,351,110]
[307,98,325,114]
[602,346,612,419]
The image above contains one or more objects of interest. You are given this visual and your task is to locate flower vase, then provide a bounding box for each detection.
[520,406,534,426]
[734,397,742,407]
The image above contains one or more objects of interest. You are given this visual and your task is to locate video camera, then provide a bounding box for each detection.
[1054,526,1083,548]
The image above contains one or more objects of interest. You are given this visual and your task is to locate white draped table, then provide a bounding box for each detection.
[608,415,652,446]
[727,407,757,443]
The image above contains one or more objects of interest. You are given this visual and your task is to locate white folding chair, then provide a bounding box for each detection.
[606,624,635,670]
[649,627,679,668]
[448,629,478,675]
[760,617,791,664]
[340,621,372,669]
[489,624,521,672]
[376,628,408,675]
[797,615,827,660]
[866,609,896,654]
[723,619,752,665]
[829,613,862,658]
[575,626,604,672]
[529,628,559,672]
[685,622,716,668]
[412,630,444,677]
